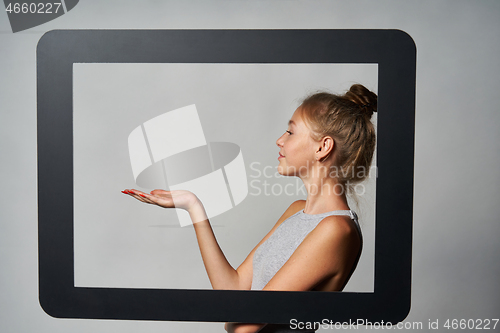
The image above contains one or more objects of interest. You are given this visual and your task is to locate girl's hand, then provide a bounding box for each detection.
[225,322,265,333]
[122,189,200,212]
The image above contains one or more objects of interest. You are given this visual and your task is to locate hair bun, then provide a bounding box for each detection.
[345,84,377,117]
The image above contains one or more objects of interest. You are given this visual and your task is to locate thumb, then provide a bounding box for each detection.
[151,189,169,195]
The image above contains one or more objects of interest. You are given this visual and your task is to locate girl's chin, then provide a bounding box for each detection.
[277,166,293,177]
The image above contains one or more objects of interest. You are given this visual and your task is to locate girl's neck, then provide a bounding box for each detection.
[301,174,349,215]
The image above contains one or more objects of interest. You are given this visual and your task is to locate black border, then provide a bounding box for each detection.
[37,30,416,323]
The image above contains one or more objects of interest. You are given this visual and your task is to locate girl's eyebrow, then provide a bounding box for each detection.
[288,120,296,126]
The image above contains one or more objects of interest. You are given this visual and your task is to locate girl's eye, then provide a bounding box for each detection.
[286,130,292,135]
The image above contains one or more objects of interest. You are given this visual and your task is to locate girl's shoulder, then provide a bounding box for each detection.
[282,200,306,220]
[270,200,306,231]
[288,199,306,213]
[309,213,362,253]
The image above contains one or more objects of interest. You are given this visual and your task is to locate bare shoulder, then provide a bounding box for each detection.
[267,200,306,233]
[288,199,306,214]
[276,200,306,225]
[309,215,360,245]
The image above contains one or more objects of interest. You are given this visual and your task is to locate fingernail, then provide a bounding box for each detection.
[121,191,126,194]
[140,194,146,198]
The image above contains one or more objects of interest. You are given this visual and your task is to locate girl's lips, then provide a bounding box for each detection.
[278,153,285,159]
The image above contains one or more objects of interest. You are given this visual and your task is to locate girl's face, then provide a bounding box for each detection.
[276,107,318,177]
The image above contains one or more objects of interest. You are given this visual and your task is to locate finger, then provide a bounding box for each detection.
[121,189,136,197]
[130,190,161,205]
[125,189,148,198]
[128,189,147,196]
[122,189,140,197]
[122,189,139,194]
[122,189,152,203]
[136,192,157,204]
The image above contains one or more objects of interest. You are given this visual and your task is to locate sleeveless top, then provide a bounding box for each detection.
[249,209,363,333]
[251,209,363,291]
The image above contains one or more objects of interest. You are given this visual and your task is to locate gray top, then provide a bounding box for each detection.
[251,209,362,291]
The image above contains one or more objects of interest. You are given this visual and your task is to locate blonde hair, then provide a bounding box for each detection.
[300,84,377,186]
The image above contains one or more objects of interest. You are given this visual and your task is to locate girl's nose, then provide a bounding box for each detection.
[276,133,285,147]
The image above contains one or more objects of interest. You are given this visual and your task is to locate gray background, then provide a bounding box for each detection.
[1,1,499,332]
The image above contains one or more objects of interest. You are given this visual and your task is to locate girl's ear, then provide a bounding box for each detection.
[316,136,334,161]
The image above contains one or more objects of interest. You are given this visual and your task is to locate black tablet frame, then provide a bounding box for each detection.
[37,29,416,324]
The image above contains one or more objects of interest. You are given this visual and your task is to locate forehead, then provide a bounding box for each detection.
[289,107,318,141]
[289,107,303,125]
[289,107,310,129]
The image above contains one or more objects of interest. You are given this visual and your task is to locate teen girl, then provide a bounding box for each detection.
[123,84,377,333]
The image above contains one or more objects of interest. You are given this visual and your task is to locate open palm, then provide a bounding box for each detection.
[122,188,199,211]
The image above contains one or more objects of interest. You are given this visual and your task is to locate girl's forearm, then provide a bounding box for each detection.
[188,201,241,290]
